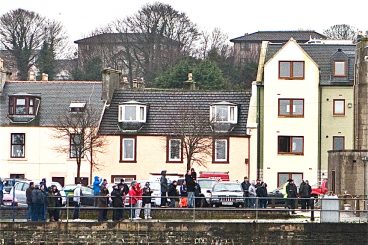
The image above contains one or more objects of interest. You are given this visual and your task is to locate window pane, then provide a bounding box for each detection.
[16,98,25,106]
[279,62,290,78]
[215,139,227,160]
[278,136,290,153]
[335,62,345,76]
[334,100,344,114]
[293,100,304,115]
[292,137,303,153]
[124,106,136,120]
[230,107,234,121]
[12,134,24,144]
[170,139,181,160]
[216,106,228,122]
[278,173,289,187]
[333,137,344,150]
[12,145,24,157]
[279,100,290,115]
[140,107,145,121]
[123,139,134,159]
[293,62,304,78]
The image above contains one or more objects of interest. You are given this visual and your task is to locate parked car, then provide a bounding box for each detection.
[62,185,95,206]
[210,181,244,207]
[267,188,285,205]
[3,178,29,193]
[2,192,18,206]
[311,179,328,197]
[10,180,66,206]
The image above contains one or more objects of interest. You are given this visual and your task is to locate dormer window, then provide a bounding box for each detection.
[118,101,147,123]
[210,102,237,124]
[334,61,346,77]
[70,102,86,113]
[8,95,40,115]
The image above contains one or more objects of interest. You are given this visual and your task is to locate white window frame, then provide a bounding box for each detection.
[214,138,228,162]
[122,138,135,161]
[334,61,346,77]
[118,103,147,122]
[168,138,182,162]
[210,103,238,123]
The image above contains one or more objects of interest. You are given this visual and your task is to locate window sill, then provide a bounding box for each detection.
[333,114,345,117]
[8,158,28,161]
[166,160,183,164]
[277,153,304,156]
[212,161,229,164]
[119,160,137,163]
[278,115,304,118]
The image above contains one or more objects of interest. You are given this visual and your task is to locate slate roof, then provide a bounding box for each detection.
[99,90,251,136]
[0,81,104,126]
[265,43,356,85]
[230,31,326,43]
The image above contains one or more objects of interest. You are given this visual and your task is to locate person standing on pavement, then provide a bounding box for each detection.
[142,182,153,219]
[160,170,168,207]
[168,180,179,207]
[73,183,82,220]
[185,170,196,208]
[31,184,45,221]
[111,185,123,221]
[241,177,251,208]
[26,182,34,221]
[98,185,109,222]
[286,179,298,214]
[248,180,257,208]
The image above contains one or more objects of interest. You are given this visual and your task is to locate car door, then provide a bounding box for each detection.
[14,182,25,204]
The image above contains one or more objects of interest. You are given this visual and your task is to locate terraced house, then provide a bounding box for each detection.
[248,39,355,190]
[95,70,252,182]
[0,61,104,185]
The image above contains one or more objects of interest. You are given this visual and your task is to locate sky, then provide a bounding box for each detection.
[1,0,368,46]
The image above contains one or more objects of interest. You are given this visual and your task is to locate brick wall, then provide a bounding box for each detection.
[0,222,367,244]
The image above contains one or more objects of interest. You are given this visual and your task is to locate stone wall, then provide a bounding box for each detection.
[0,222,367,244]
[328,150,368,196]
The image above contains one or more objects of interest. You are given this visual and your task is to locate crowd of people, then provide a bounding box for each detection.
[24,179,63,222]
[240,177,313,213]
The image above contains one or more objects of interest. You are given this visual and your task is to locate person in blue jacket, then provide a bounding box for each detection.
[93,176,102,206]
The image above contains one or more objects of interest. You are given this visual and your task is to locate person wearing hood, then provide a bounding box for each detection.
[73,183,82,220]
[98,185,109,222]
[142,182,153,219]
[129,181,143,219]
[111,185,123,221]
[93,176,102,195]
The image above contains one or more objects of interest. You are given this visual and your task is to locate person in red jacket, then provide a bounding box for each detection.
[129,181,143,219]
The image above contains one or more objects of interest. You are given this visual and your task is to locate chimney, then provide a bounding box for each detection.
[28,71,36,81]
[184,72,196,90]
[102,68,122,104]
[122,76,129,88]
[132,77,145,89]
[0,58,3,69]
[41,73,48,81]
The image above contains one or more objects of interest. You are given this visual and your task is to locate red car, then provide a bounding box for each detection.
[311,179,328,197]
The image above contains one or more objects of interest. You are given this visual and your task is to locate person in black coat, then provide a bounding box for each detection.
[168,181,179,207]
[185,170,195,208]
[256,182,268,208]
[286,179,298,214]
[111,185,123,221]
[142,182,153,219]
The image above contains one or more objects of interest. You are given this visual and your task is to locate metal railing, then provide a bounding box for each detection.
[0,195,367,223]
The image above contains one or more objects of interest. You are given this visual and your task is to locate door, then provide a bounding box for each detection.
[277,172,303,188]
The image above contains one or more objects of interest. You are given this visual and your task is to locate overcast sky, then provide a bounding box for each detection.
[1,0,367,45]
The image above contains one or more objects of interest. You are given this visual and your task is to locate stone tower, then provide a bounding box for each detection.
[354,38,368,149]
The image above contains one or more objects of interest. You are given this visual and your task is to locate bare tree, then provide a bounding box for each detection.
[171,106,213,171]
[0,9,67,80]
[197,28,231,59]
[53,104,106,183]
[323,24,357,40]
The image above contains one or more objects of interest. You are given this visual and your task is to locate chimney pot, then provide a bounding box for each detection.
[41,73,48,81]
[28,71,36,81]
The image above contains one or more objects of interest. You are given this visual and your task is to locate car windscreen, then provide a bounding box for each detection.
[213,183,242,192]
[198,180,217,189]
[63,185,76,191]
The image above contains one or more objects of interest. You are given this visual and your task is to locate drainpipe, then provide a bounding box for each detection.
[318,84,322,182]
[256,83,261,180]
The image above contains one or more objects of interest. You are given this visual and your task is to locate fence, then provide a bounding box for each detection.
[1,195,367,223]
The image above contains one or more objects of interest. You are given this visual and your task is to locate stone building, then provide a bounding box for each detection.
[328,38,368,198]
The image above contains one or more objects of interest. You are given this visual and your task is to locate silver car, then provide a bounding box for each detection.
[9,180,66,206]
[210,181,244,207]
